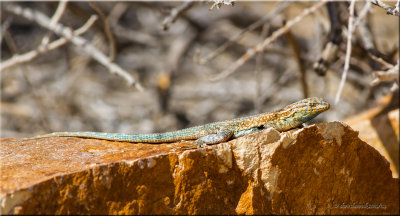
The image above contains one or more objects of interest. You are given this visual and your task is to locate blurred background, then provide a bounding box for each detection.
[1,1,398,172]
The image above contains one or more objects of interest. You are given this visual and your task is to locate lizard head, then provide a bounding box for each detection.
[262,97,330,132]
[286,97,330,123]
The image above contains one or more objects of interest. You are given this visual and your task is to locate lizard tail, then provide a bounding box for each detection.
[35,130,199,143]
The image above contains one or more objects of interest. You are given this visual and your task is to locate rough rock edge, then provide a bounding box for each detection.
[1,121,398,214]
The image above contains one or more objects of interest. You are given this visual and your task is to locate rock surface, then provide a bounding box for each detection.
[1,121,398,215]
[345,105,399,178]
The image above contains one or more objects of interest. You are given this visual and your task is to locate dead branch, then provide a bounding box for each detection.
[162,1,195,31]
[39,0,68,47]
[0,17,13,44]
[209,0,328,82]
[368,53,394,69]
[4,3,144,91]
[371,61,399,86]
[254,23,269,112]
[208,0,234,10]
[313,2,343,76]
[196,2,289,65]
[0,15,98,72]
[88,1,116,61]
[108,3,159,46]
[371,0,400,16]
[286,29,308,98]
[335,0,371,104]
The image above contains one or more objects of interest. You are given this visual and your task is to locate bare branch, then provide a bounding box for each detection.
[371,0,400,16]
[371,61,399,86]
[368,53,394,69]
[0,16,98,72]
[313,2,342,76]
[286,29,308,98]
[108,3,159,46]
[89,1,116,61]
[209,0,328,82]
[162,1,195,31]
[353,0,372,27]
[334,0,356,105]
[4,3,144,91]
[40,0,68,47]
[254,23,269,112]
[196,2,289,65]
[0,17,13,44]
[208,0,234,10]
[357,12,375,51]
[335,0,371,105]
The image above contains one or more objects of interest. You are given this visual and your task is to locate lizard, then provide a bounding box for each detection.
[31,97,330,148]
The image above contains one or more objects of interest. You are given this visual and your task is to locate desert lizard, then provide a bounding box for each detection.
[32,97,330,148]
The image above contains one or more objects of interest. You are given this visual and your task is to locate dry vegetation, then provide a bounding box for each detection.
[1,1,398,138]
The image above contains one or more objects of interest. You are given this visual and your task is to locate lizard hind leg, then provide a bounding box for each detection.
[194,127,233,148]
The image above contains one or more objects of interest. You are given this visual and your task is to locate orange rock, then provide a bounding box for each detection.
[0,122,398,214]
[344,94,399,178]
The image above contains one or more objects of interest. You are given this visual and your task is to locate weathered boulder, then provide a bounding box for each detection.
[1,121,398,214]
[345,107,399,178]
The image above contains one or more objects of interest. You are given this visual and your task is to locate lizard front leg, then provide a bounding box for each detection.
[194,127,234,148]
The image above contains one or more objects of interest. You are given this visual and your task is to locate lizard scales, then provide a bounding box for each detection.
[34,97,330,147]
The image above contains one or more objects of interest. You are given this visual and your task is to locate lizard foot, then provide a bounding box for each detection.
[195,140,207,148]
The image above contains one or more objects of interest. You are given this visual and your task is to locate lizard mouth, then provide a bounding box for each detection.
[258,125,266,130]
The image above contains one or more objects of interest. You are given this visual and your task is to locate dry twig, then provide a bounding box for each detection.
[357,14,375,51]
[313,2,342,76]
[371,61,399,86]
[209,0,328,82]
[368,53,394,69]
[335,0,371,104]
[4,3,144,91]
[39,0,68,47]
[162,1,195,30]
[88,1,116,61]
[108,3,159,46]
[0,17,13,44]
[208,0,234,10]
[254,23,269,112]
[286,29,308,98]
[0,16,98,72]
[196,2,289,65]
[371,0,400,16]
